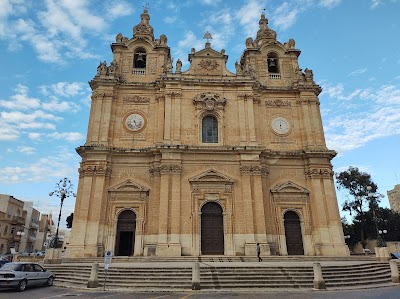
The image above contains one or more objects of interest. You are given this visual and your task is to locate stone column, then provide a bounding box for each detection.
[241,165,255,255]
[99,95,113,144]
[170,92,182,144]
[238,97,247,145]
[157,96,165,142]
[164,94,172,142]
[246,96,257,144]
[157,165,170,246]
[170,165,182,254]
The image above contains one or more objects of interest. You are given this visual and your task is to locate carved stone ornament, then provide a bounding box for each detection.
[193,93,227,111]
[78,165,112,177]
[265,99,291,107]
[123,95,150,103]
[199,59,219,71]
[240,165,265,176]
[133,8,154,40]
[270,181,309,194]
[159,164,182,175]
[189,169,234,193]
[304,168,333,178]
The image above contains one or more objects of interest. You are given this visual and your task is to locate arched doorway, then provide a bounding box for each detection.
[284,211,304,255]
[201,202,224,255]
[115,210,136,256]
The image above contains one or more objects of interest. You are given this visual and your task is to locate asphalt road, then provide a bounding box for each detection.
[0,286,400,299]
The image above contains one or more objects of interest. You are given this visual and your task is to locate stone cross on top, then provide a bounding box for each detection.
[203,31,213,43]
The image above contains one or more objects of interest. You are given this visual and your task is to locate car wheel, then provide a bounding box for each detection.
[46,276,54,286]
[16,279,27,292]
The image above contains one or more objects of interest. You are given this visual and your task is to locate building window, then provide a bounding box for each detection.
[202,115,218,143]
[4,226,8,235]
[10,227,15,234]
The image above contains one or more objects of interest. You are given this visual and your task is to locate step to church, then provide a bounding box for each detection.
[45,260,399,291]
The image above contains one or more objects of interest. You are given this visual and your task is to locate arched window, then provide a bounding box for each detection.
[267,52,279,74]
[134,47,147,69]
[202,115,218,143]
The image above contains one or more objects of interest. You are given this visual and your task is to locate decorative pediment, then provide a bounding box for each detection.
[270,181,309,194]
[184,43,235,77]
[193,93,227,111]
[189,169,234,193]
[108,179,149,193]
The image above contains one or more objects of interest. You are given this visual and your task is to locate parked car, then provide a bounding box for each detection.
[0,260,9,268]
[0,262,55,291]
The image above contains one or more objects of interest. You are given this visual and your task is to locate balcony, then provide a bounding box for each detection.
[269,73,281,80]
[12,216,25,225]
[30,222,39,229]
[132,68,146,76]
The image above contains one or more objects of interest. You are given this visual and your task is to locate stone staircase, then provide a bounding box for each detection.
[44,259,398,291]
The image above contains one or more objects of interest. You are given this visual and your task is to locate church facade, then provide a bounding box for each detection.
[66,9,349,258]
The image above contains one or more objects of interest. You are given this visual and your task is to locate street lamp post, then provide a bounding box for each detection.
[366,185,386,247]
[378,229,388,247]
[48,178,75,248]
[16,229,25,252]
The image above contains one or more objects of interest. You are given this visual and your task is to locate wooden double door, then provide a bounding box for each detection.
[284,211,304,255]
[201,202,224,255]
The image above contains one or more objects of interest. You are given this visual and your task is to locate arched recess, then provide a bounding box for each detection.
[270,181,311,255]
[201,202,224,255]
[115,209,137,256]
[284,210,304,255]
[107,179,149,256]
[189,169,235,256]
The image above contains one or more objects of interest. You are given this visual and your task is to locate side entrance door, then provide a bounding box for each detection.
[201,202,224,255]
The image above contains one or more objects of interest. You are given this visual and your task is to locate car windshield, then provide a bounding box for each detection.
[0,263,21,271]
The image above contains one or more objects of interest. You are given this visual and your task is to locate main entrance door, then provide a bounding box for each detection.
[284,211,304,255]
[115,210,136,256]
[201,202,224,255]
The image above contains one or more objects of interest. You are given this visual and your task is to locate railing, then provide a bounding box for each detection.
[269,73,281,79]
[30,222,39,229]
[132,68,146,75]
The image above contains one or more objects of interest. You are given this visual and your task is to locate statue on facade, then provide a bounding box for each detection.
[176,59,182,73]
[108,60,118,75]
[304,68,314,82]
[97,61,108,76]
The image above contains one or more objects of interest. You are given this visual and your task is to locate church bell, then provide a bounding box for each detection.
[136,53,145,68]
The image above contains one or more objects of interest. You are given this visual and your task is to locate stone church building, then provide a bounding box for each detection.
[66,9,349,258]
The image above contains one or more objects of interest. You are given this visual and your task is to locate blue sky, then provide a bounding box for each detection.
[0,0,399,228]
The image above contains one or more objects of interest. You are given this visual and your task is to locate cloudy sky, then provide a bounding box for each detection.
[0,0,399,228]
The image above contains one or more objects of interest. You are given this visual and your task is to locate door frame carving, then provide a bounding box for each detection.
[189,169,235,256]
[106,179,149,256]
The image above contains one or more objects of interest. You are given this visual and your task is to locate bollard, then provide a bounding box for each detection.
[192,261,200,290]
[389,260,400,283]
[313,262,326,290]
[87,262,99,288]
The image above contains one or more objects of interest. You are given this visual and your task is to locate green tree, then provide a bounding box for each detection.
[336,166,381,246]
[66,213,74,229]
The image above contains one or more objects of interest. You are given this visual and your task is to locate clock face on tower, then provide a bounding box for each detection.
[124,113,145,132]
[271,116,290,135]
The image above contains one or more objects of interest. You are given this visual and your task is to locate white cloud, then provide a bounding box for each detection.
[0,84,41,110]
[164,16,178,24]
[1,110,62,123]
[0,148,79,183]
[347,68,367,77]
[42,99,80,113]
[323,83,400,154]
[106,1,134,18]
[370,0,382,9]
[199,0,222,5]
[17,146,35,155]
[0,125,19,140]
[235,0,266,36]
[273,2,299,30]
[28,132,41,140]
[47,132,85,142]
[319,0,341,9]
[18,122,56,130]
